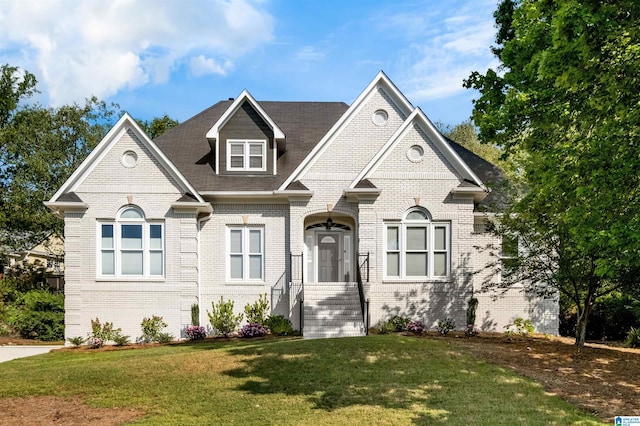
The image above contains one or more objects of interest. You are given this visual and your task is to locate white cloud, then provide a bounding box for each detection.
[379,1,499,102]
[0,0,273,105]
[190,55,233,77]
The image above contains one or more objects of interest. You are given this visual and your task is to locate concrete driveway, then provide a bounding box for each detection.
[0,345,64,363]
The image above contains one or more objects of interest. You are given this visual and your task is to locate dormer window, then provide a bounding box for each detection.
[227,139,266,172]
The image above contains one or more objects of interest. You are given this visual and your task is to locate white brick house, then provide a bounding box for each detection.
[46,71,558,340]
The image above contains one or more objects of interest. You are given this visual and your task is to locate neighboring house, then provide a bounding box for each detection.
[2,234,65,291]
[45,71,558,340]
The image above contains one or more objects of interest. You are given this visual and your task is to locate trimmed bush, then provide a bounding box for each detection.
[407,320,425,334]
[504,317,534,336]
[140,315,169,343]
[244,294,269,325]
[12,289,64,341]
[437,317,456,336]
[185,325,207,340]
[388,315,410,332]
[265,314,294,336]
[208,297,243,337]
[239,322,268,338]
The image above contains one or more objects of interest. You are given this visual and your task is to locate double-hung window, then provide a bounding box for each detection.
[385,208,450,279]
[228,227,264,281]
[227,139,266,171]
[98,207,164,278]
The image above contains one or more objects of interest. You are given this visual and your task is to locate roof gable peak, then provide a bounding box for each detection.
[206,89,285,140]
[279,70,414,189]
[47,112,204,204]
[350,107,486,190]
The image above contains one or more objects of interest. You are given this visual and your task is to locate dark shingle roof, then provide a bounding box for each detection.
[445,137,506,210]
[57,192,84,202]
[154,99,504,208]
[154,101,348,192]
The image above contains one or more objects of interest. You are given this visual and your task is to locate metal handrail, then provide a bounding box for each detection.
[355,252,370,333]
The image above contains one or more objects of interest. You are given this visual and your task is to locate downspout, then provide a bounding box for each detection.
[197,211,213,327]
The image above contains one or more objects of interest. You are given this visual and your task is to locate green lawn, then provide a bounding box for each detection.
[0,335,604,425]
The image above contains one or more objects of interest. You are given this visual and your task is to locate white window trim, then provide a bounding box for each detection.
[383,219,450,280]
[226,139,267,172]
[227,226,265,282]
[97,208,165,279]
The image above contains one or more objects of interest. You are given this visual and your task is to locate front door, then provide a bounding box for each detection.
[317,232,340,282]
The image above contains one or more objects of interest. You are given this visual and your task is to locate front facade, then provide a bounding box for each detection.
[46,72,558,340]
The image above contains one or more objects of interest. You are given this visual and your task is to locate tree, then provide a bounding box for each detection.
[440,120,519,181]
[0,64,121,254]
[465,1,640,345]
[138,114,179,139]
[0,65,38,129]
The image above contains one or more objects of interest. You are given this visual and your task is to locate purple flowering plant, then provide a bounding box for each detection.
[239,322,268,338]
[185,325,207,340]
[407,320,425,334]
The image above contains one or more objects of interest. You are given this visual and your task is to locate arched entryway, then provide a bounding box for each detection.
[304,214,355,283]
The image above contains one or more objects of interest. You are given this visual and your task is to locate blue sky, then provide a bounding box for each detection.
[0,0,500,127]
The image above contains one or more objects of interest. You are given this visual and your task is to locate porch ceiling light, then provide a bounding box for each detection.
[325,218,333,230]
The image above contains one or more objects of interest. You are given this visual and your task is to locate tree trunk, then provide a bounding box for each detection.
[575,311,588,346]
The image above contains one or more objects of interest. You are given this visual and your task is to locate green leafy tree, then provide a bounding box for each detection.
[0,64,122,253]
[138,114,179,139]
[465,1,640,346]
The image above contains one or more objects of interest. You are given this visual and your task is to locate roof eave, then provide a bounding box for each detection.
[170,201,213,214]
[343,188,381,202]
[451,187,490,202]
[44,201,89,217]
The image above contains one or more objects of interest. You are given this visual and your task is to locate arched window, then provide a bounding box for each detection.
[98,206,164,278]
[384,207,449,279]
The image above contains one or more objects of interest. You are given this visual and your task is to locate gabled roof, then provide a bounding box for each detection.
[278,71,414,190]
[349,107,487,192]
[206,90,285,141]
[154,101,348,192]
[47,113,205,205]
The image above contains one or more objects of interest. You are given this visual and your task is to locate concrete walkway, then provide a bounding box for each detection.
[0,345,64,363]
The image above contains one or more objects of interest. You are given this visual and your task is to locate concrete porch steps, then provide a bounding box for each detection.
[303,282,366,339]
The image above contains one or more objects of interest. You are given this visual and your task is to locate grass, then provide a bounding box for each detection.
[0,335,605,425]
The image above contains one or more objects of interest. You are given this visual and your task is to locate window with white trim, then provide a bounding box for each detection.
[500,234,519,279]
[226,139,266,171]
[228,227,264,281]
[384,208,450,279]
[98,207,164,278]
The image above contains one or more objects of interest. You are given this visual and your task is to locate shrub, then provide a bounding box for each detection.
[90,318,117,341]
[140,315,169,343]
[185,325,207,340]
[191,303,200,326]
[156,332,174,344]
[437,317,456,335]
[12,289,64,341]
[466,297,478,326]
[112,331,131,346]
[87,337,104,349]
[265,314,294,336]
[67,336,85,347]
[465,324,480,337]
[504,317,534,336]
[388,315,410,332]
[244,294,270,325]
[625,327,640,348]
[239,322,268,338]
[376,320,396,334]
[208,297,243,337]
[407,320,425,334]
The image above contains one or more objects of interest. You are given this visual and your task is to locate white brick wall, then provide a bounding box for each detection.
[198,203,290,330]
[64,130,199,341]
[61,83,558,341]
